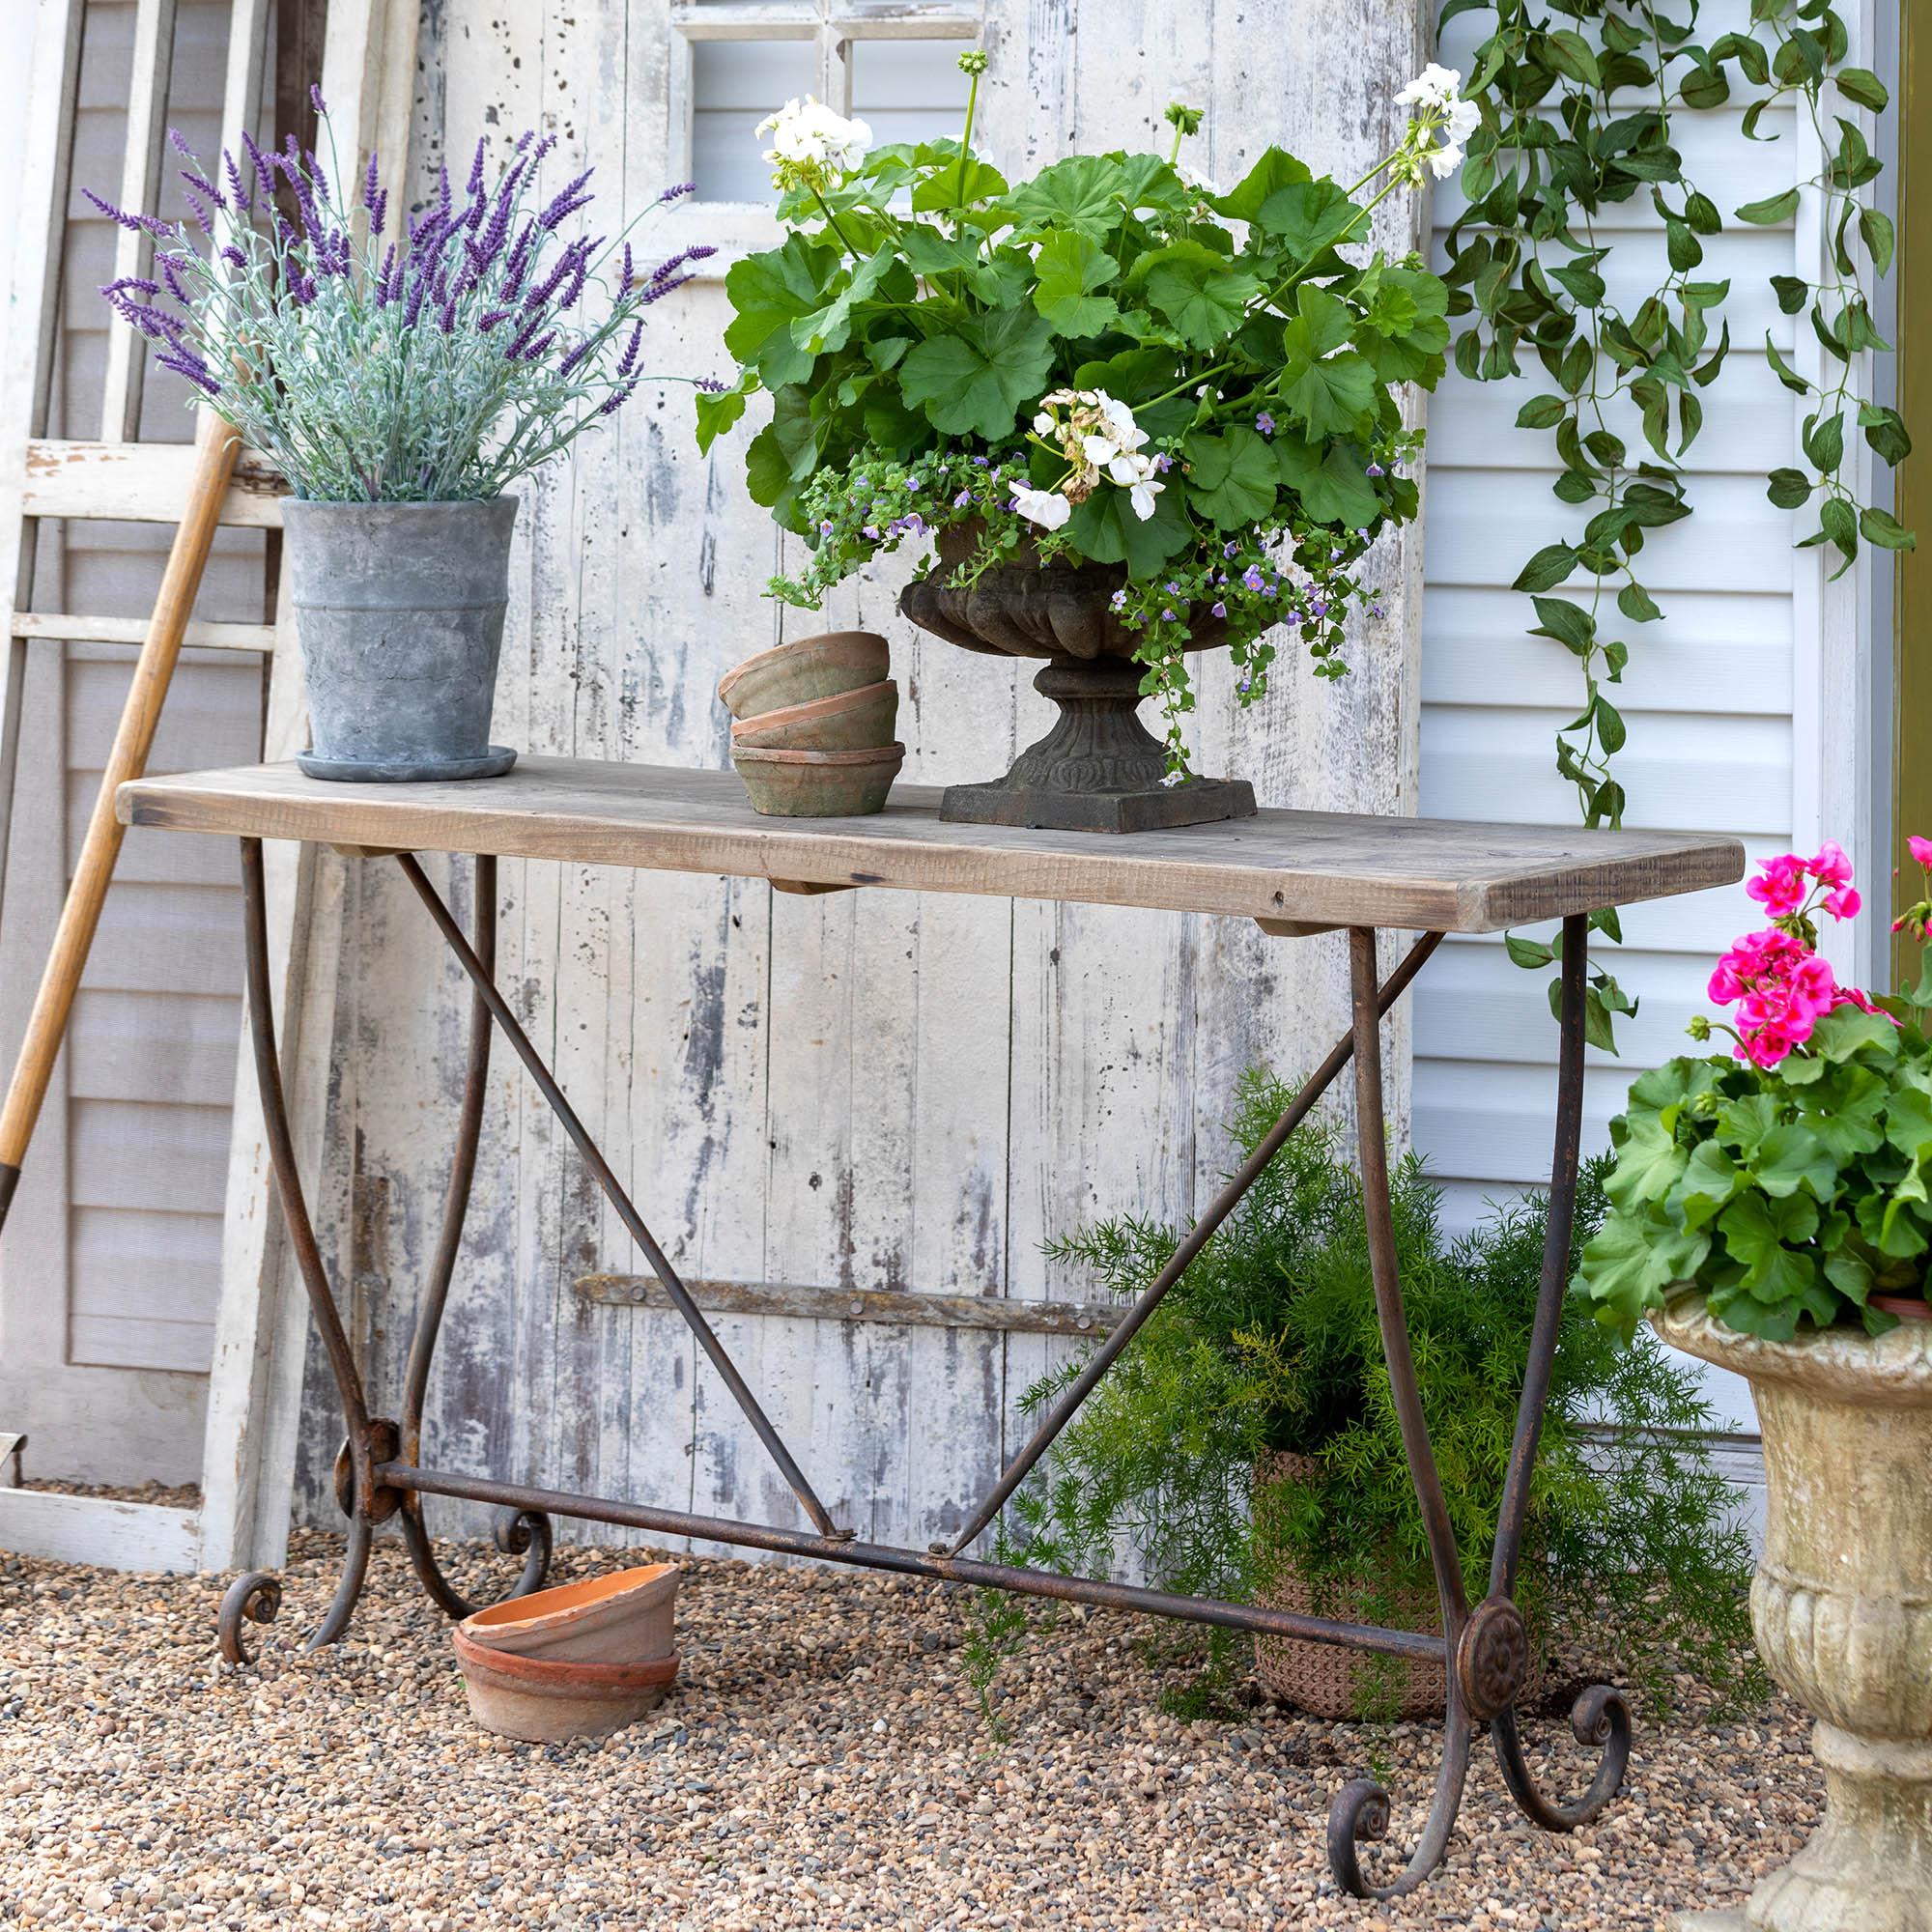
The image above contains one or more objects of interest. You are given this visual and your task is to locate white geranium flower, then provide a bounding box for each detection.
[1396,63,1463,109]
[755,95,872,187]
[1426,141,1464,181]
[1082,431,1121,467]
[1011,484,1072,530]
[1106,453,1145,487]
[1445,97,1481,144]
[1127,474,1164,522]
[1093,391,1148,449]
[1034,410,1057,436]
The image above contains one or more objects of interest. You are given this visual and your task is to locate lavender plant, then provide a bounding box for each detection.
[91,89,715,501]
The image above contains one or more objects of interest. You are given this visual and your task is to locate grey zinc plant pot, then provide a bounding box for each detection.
[282,496,521,781]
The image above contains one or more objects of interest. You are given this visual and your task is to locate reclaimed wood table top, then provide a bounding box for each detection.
[118,757,1744,933]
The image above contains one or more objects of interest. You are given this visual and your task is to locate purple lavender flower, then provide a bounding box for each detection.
[220,243,246,271]
[619,243,634,296]
[694,374,726,393]
[598,378,639,417]
[363,151,387,236]
[157,351,221,397]
[242,131,275,199]
[222,149,252,213]
[558,337,594,377]
[660,181,696,203]
[477,306,514,331]
[310,83,328,117]
[83,189,173,240]
[537,168,595,233]
[616,325,645,379]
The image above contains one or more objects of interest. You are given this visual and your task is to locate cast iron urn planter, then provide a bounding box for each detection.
[898,525,1258,834]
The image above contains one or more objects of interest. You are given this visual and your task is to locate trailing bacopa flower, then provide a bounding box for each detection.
[1704,847,1889,1066]
[755,96,873,193]
[88,102,709,500]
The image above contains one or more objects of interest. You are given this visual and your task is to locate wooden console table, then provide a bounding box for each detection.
[118,756,1742,1900]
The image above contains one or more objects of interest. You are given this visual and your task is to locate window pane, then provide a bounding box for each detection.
[692,39,813,201]
[851,38,973,151]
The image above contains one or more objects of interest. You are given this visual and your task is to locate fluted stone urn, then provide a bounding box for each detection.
[897,524,1257,834]
[1652,1289,1932,1932]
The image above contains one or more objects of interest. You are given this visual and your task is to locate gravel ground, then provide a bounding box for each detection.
[0,1529,1820,1930]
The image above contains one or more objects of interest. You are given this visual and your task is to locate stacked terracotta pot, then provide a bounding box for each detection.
[721,630,903,815]
[452,1563,680,1744]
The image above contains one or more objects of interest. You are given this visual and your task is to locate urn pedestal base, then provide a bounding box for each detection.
[939,658,1257,834]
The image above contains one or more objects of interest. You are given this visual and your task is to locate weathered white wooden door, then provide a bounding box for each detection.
[297,0,1430,1556]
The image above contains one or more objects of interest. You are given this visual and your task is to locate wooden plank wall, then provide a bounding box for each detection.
[290,0,1430,1555]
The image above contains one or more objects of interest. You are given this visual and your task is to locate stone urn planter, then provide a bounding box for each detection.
[897,525,1256,834]
[281,497,520,782]
[1652,1289,1932,1932]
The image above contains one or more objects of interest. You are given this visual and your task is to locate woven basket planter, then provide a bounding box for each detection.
[1251,1451,1449,1721]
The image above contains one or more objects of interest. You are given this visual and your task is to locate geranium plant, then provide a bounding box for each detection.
[91,89,711,500]
[696,54,1468,762]
[1579,842,1932,1341]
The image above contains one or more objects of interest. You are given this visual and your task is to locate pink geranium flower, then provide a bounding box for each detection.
[1808,839,1855,886]
[1911,835,1932,868]
[1745,854,1808,919]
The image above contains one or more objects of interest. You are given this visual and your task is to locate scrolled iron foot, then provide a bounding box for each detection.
[1326,1778,1394,1895]
[216,1570,282,1666]
[1492,1684,1633,1833]
[397,1497,554,1620]
[492,1505,554,1597]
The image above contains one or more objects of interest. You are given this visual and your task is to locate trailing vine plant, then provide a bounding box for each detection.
[1439,0,1912,1049]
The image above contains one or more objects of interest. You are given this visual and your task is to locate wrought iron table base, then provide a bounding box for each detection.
[220,837,1630,1900]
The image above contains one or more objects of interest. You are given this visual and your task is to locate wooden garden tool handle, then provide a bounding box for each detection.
[0,407,243,1234]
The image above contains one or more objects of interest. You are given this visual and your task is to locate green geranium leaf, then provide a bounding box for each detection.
[1255,179,1362,258]
[1719,1191,1820,1296]
[1138,241,1264,352]
[1885,1086,1932,1163]
[909,156,1009,212]
[723,234,838,391]
[898,309,1057,440]
[999,154,1132,236]
[1716,1092,1780,1161]
[1066,481,1194,577]
[694,372,753,454]
[1812,1006,1901,1063]
[1277,286,1376,437]
[1033,230,1122,337]
[1577,1211,1709,1334]
[789,247,901,357]
[1824,1245,1875,1307]
[1670,1140,1742,1231]
[1272,435,1379,528]
[1209,146,1313,225]
[1753,1122,1837,1201]
[1604,1107,1689,1208]
[1183,425,1279,528]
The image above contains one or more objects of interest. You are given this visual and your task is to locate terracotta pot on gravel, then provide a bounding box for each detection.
[717,630,890,722]
[731,741,905,818]
[451,1623,679,1745]
[461,1563,679,1664]
[730,679,899,753]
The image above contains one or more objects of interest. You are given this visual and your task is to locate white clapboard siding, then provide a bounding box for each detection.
[1419,0,1811,1448]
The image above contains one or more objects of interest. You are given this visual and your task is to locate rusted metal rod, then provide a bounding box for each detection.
[392,851,841,1542]
[378,1459,1449,1662]
[944,927,1445,1558]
